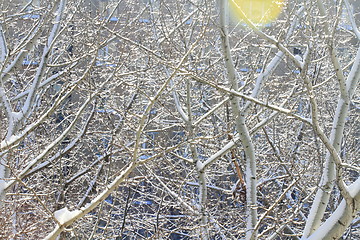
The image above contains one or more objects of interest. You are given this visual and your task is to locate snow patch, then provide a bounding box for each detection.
[0,165,6,195]
[10,112,23,121]
[196,160,204,171]
[84,203,91,209]
[347,177,360,198]
[54,207,81,225]
[0,180,5,195]
[1,134,19,149]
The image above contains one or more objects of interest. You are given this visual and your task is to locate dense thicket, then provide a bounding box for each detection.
[0,0,359,239]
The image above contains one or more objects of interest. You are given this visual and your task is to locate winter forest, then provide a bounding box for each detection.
[0,0,359,239]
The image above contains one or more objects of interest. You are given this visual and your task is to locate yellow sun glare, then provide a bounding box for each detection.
[230,0,286,25]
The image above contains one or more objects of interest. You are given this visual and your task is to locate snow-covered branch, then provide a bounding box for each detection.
[0,55,97,152]
[0,24,7,63]
[303,40,360,239]
[344,0,360,39]
[189,73,312,124]
[220,1,257,238]
[305,177,360,240]
[22,0,67,116]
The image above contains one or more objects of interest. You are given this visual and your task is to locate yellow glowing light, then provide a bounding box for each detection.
[230,0,286,24]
